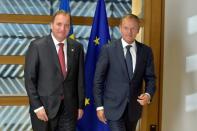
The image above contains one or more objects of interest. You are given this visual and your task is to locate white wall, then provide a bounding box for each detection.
[162,0,197,131]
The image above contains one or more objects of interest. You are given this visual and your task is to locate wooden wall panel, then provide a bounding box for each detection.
[0,56,25,64]
[140,0,164,131]
[0,96,29,105]
[0,14,121,27]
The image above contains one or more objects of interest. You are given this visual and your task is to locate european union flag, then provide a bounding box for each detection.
[77,0,110,130]
[59,0,74,39]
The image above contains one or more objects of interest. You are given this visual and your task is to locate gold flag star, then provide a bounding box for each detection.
[85,98,90,106]
[94,37,100,45]
[69,34,75,40]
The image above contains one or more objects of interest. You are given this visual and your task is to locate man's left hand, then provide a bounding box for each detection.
[137,93,150,106]
[77,109,84,120]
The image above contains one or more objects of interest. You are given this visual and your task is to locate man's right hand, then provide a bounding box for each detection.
[36,108,48,122]
[97,109,107,124]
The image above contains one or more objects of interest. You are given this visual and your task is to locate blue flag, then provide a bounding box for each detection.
[59,0,74,39]
[77,0,110,130]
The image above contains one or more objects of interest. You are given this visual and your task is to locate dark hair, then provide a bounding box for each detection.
[51,10,70,23]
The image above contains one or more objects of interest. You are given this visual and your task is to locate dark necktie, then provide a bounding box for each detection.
[58,43,67,78]
[125,45,133,80]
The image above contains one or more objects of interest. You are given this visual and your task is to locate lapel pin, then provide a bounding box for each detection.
[71,49,74,52]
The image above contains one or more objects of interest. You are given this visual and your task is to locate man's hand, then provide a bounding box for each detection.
[35,108,48,122]
[97,109,107,124]
[137,93,150,106]
[78,109,84,120]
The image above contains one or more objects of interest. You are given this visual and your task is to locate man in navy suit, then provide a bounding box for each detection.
[94,14,156,131]
[25,11,85,131]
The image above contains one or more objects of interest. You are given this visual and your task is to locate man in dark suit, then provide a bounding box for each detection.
[25,10,85,131]
[94,14,156,131]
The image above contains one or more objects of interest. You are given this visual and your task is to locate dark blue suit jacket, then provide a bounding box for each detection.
[94,39,156,121]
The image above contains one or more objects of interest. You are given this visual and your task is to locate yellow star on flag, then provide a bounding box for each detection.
[69,34,75,40]
[85,98,90,106]
[94,37,100,45]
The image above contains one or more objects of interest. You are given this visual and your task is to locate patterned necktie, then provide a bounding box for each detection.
[125,45,133,79]
[58,43,66,78]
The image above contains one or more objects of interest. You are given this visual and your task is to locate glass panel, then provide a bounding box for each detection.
[0,23,50,55]
[0,0,132,18]
[0,0,52,15]
[74,25,91,39]
[54,0,132,18]
[112,1,131,17]
[77,38,89,53]
[0,23,49,37]
[0,38,33,56]
[0,106,32,131]
[0,65,25,96]
[111,26,121,40]
[0,24,120,55]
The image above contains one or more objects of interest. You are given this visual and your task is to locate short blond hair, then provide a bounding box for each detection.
[120,14,140,27]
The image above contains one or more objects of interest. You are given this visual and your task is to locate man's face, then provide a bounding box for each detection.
[119,18,139,44]
[51,14,70,42]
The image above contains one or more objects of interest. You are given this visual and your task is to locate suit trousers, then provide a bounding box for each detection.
[107,104,138,131]
[30,101,76,131]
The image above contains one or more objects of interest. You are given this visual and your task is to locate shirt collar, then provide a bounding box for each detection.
[51,33,66,46]
[121,38,136,50]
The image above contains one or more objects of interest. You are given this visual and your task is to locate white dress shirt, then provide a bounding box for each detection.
[121,38,137,72]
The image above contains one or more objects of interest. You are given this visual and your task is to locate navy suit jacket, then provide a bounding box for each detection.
[94,39,156,121]
[25,35,85,119]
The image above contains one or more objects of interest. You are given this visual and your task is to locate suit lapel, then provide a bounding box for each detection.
[66,38,75,77]
[47,35,63,77]
[133,41,143,77]
[115,40,130,81]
